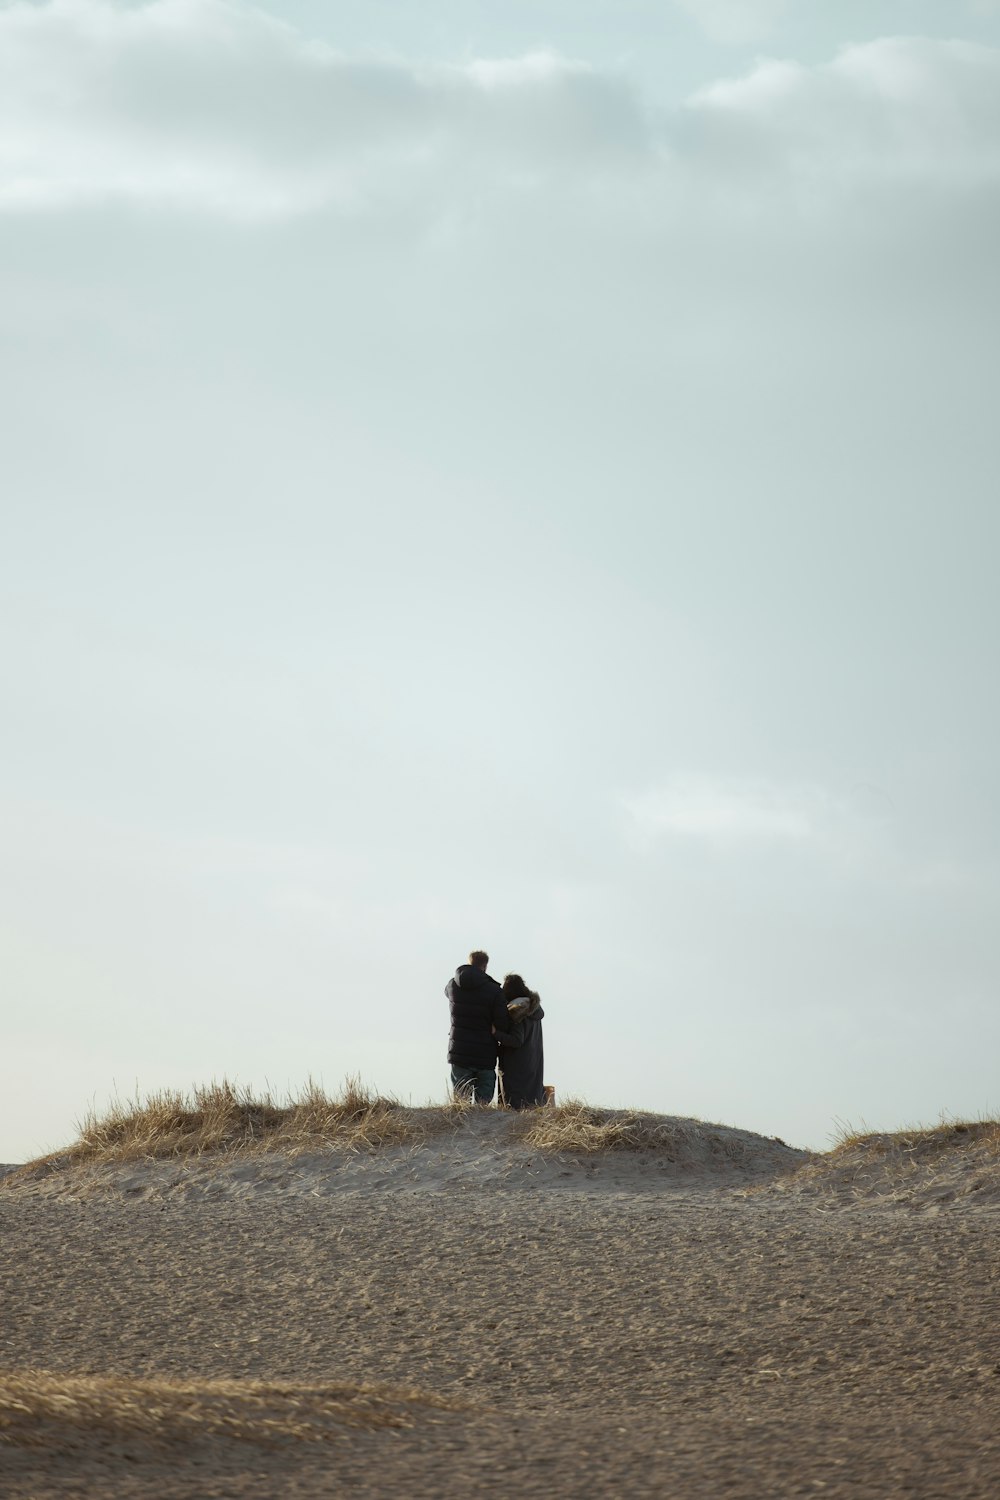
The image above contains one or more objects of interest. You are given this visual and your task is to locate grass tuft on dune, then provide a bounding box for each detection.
[512,1100,762,1160]
[13,1080,996,1204]
[1,1081,794,1187]
[769,1118,1000,1206]
[4,1078,455,1178]
[0,1372,458,1451]
[831,1118,1000,1156]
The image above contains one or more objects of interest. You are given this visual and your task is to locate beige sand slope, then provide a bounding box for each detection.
[2,1104,998,1498]
[2,1105,806,1201]
[6,1104,1000,1210]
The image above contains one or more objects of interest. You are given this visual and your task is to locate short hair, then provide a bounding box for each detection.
[469,950,489,968]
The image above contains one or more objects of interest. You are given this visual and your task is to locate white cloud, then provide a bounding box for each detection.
[623,776,835,845]
[0,0,643,217]
[1,5,999,220]
[622,777,1000,917]
[689,38,1000,181]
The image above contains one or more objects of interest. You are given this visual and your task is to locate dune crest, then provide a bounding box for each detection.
[762,1120,1000,1211]
[7,1083,998,1209]
[2,1084,806,1200]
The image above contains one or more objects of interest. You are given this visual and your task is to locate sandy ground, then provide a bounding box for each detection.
[2,1113,998,1498]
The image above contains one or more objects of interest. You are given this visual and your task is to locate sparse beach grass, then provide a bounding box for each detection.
[3,1078,452,1179]
[767,1116,1000,1205]
[0,1372,458,1452]
[511,1098,757,1160]
[6,1080,997,1209]
[2,1081,781,1184]
[832,1117,1000,1155]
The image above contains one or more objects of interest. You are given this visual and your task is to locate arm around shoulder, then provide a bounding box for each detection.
[494,1018,525,1049]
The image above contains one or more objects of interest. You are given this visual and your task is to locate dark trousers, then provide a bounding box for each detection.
[450,1065,497,1104]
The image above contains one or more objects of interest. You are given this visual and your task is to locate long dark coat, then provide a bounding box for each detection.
[496,996,545,1109]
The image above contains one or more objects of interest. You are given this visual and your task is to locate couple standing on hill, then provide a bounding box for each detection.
[445,950,546,1109]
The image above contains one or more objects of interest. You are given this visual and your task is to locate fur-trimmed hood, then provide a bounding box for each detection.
[505,991,543,1022]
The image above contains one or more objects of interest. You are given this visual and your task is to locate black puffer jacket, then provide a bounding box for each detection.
[496,996,545,1109]
[445,964,510,1068]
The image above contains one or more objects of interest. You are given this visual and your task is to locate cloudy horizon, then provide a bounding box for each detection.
[3,0,999,1161]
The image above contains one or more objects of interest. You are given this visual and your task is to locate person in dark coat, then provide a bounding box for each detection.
[495,973,546,1110]
[445,950,510,1103]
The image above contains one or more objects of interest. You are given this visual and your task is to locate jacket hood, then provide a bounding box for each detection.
[506,991,543,1021]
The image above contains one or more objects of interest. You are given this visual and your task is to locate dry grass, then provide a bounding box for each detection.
[0,1372,459,1453]
[830,1117,1000,1156]
[2,1083,799,1190]
[3,1078,458,1182]
[512,1099,760,1165]
[769,1117,1000,1206]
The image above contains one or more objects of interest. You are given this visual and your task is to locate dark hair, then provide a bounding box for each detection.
[502,973,531,1001]
[469,950,489,968]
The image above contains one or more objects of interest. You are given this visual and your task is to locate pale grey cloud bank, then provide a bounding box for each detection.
[0,1,645,215]
[2,0,998,1160]
[626,777,837,845]
[2,3,1000,217]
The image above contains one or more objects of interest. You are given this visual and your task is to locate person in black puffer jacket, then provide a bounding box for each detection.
[446,950,510,1104]
[495,973,546,1110]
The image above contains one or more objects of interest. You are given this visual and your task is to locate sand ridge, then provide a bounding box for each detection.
[2,1108,807,1201]
[2,1110,999,1497]
[7,1108,1000,1209]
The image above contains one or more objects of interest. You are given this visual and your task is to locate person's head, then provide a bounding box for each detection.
[502,973,530,1001]
[469,950,489,971]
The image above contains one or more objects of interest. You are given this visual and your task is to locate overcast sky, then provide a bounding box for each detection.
[3,0,999,1160]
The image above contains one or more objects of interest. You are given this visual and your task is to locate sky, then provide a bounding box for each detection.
[3,0,999,1160]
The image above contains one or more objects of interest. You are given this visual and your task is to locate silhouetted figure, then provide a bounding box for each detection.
[495,973,545,1109]
[445,950,509,1104]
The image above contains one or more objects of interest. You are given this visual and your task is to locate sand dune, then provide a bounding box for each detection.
[2,1103,998,1498]
[763,1119,1000,1211]
[2,1107,806,1201]
[6,1106,999,1210]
